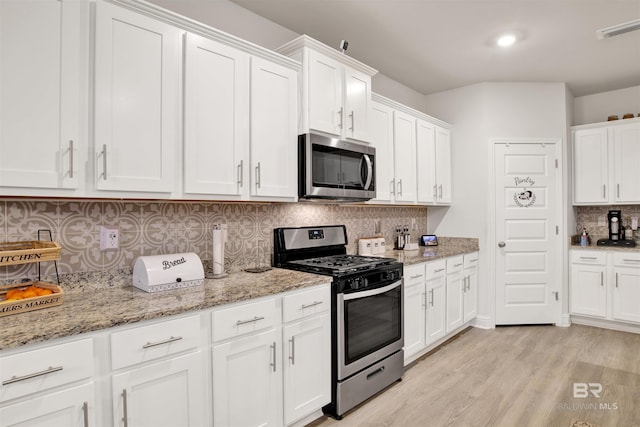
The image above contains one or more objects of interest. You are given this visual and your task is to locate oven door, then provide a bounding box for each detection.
[336,279,403,380]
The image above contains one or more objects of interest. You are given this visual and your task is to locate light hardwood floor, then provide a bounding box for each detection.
[308,324,640,427]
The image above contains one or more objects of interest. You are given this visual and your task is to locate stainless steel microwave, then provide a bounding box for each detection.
[298,133,376,202]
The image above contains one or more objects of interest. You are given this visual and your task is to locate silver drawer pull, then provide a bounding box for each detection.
[2,365,63,385]
[122,389,129,427]
[622,259,640,263]
[83,401,89,427]
[236,316,265,326]
[453,263,463,267]
[579,256,598,260]
[410,274,424,279]
[433,268,445,273]
[142,336,183,349]
[301,301,323,309]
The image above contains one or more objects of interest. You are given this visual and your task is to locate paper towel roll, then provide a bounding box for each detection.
[212,226,226,276]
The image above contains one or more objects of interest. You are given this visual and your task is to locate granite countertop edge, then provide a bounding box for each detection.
[2,238,479,352]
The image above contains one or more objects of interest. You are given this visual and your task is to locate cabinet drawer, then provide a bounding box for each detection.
[110,314,202,370]
[571,250,606,265]
[0,338,93,402]
[283,285,330,323]
[463,252,479,269]
[613,252,640,267]
[425,260,446,279]
[446,256,464,274]
[404,264,426,286]
[212,297,278,342]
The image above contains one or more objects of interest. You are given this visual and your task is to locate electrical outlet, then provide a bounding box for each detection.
[100,226,119,250]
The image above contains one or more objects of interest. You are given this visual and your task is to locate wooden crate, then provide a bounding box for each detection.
[0,241,61,267]
[0,282,64,317]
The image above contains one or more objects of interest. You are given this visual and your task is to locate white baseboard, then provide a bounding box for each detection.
[571,315,640,334]
[557,313,571,327]
[472,315,494,330]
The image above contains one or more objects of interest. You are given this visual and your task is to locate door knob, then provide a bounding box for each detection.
[498,241,506,248]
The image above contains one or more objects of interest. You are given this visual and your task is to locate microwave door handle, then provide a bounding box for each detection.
[360,154,373,190]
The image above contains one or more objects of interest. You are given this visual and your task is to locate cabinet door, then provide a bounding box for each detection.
[0,0,80,190]
[283,314,331,425]
[613,267,640,323]
[435,127,452,204]
[425,275,446,346]
[403,282,426,360]
[573,128,609,204]
[416,120,436,204]
[0,383,94,427]
[369,101,394,203]
[445,271,464,333]
[112,352,205,427]
[343,66,371,142]
[463,265,478,323]
[307,50,342,137]
[183,33,249,197]
[250,57,297,199]
[570,264,606,317]
[213,328,282,427]
[393,111,417,203]
[94,0,181,193]
[613,123,640,203]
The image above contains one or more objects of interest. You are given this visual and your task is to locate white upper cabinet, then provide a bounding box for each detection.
[277,35,376,143]
[94,0,182,195]
[393,110,418,203]
[369,101,395,203]
[183,33,250,198]
[572,119,640,205]
[434,126,452,204]
[249,57,298,200]
[0,0,83,193]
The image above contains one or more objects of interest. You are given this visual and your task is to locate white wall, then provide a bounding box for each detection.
[573,85,640,126]
[423,82,570,328]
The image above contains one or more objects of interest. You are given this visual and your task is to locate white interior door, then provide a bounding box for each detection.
[494,141,560,325]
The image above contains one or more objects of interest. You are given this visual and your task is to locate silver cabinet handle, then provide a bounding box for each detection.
[142,336,183,349]
[338,107,343,129]
[498,241,506,248]
[270,342,277,372]
[579,256,598,260]
[433,185,437,198]
[2,365,63,386]
[603,184,606,199]
[101,144,107,180]
[433,268,445,273]
[236,316,265,326]
[617,183,620,198]
[623,259,640,263]
[601,271,604,287]
[83,401,89,427]
[410,274,424,279]
[390,179,396,195]
[454,263,463,267]
[237,160,243,187]
[301,300,323,309]
[438,184,443,199]
[349,110,355,131]
[615,272,619,288]
[122,389,129,427]
[68,140,74,178]
[429,289,434,307]
[289,337,295,365]
[255,162,261,189]
[397,179,403,196]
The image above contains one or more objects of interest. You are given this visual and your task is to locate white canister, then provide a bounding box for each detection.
[377,238,386,254]
[359,238,373,255]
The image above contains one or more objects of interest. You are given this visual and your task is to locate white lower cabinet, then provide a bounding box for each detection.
[211,283,331,426]
[0,338,95,427]
[112,352,206,427]
[404,254,476,365]
[0,383,94,427]
[571,250,640,326]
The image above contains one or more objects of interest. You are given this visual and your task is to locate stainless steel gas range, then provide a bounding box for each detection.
[273,225,404,419]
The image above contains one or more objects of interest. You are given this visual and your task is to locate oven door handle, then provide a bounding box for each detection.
[343,280,402,300]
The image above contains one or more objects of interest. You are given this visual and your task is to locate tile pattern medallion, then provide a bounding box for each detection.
[0,200,428,282]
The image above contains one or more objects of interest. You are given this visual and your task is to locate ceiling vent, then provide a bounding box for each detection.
[596,18,640,39]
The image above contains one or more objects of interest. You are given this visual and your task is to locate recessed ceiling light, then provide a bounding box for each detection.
[496,34,517,47]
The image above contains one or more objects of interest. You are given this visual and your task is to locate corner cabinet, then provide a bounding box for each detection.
[572,118,640,205]
[276,35,377,144]
[0,0,84,194]
[370,93,452,206]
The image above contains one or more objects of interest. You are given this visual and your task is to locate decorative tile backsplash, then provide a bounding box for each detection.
[0,199,428,282]
[575,205,640,238]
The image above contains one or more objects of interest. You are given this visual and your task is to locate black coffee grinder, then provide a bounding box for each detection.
[608,210,622,241]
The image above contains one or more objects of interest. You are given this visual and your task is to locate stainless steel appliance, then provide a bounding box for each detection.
[273,225,403,419]
[298,133,376,202]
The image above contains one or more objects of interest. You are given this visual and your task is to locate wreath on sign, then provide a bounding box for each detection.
[514,189,536,207]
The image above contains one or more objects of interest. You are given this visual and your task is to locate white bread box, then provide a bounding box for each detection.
[132,253,204,293]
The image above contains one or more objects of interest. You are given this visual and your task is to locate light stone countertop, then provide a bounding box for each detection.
[1,237,480,352]
[569,234,640,253]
